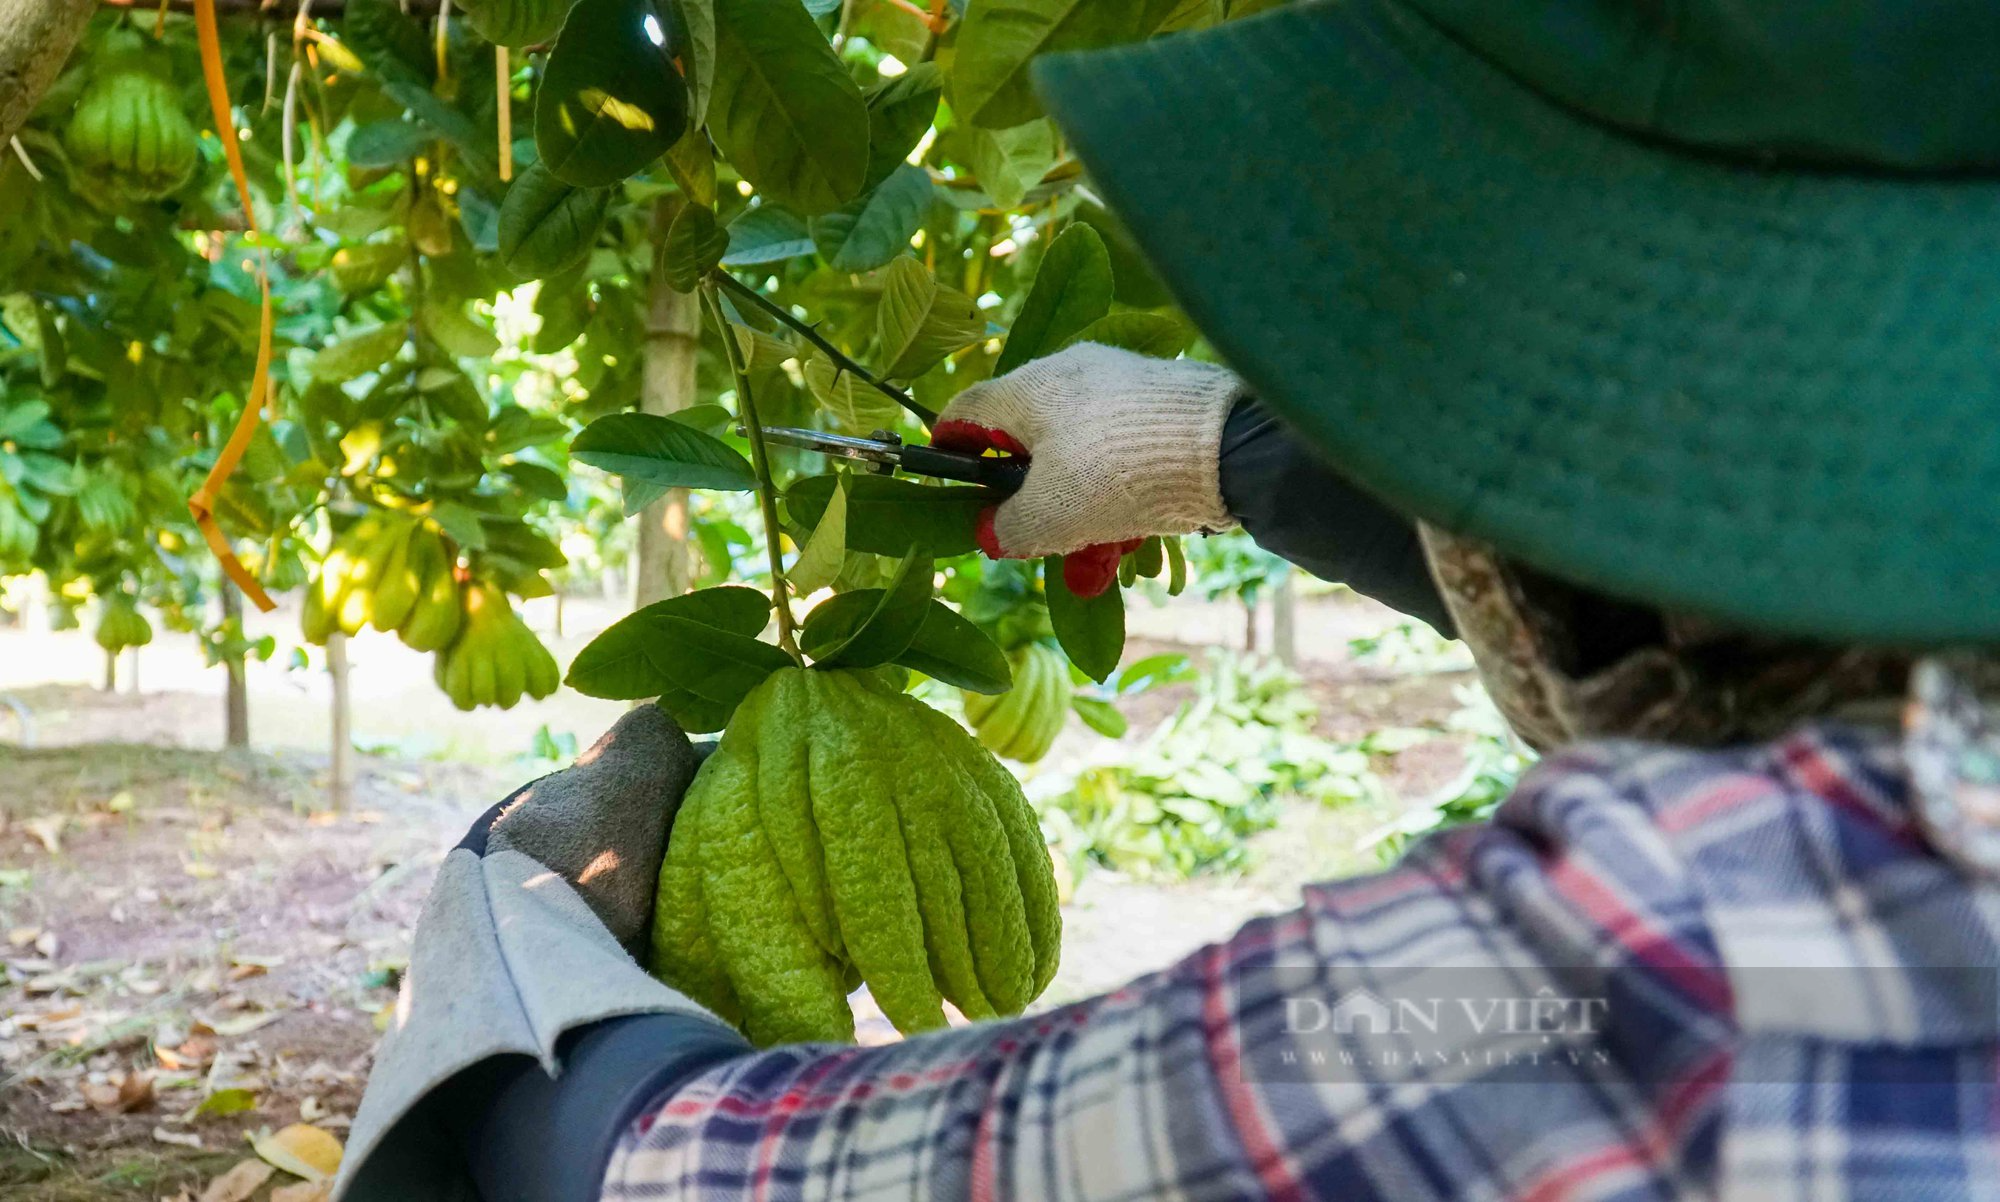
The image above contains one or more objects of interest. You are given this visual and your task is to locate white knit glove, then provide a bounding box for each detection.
[933,343,1242,596]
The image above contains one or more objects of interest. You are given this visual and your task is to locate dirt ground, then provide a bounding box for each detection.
[0,589,1473,1200]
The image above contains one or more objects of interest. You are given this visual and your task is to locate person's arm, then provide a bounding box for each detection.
[1219,396,1455,636]
[335,710,748,1202]
[934,343,1452,631]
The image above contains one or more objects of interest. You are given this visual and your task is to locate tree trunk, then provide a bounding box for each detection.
[327,633,353,811]
[631,196,702,611]
[1243,596,1259,654]
[0,0,93,148]
[552,591,565,639]
[1271,570,1297,668]
[100,647,115,692]
[221,582,249,749]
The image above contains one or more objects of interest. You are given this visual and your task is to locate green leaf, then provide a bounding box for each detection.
[312,323,405,382]
[722,205,815,265]
[895,601,1012,693]
[1045,554,1124,681]
[422,302,502,358]
[996,223,1112,373]
[460,0,573,47]
[668,402,734,435]
[1070,695,1128,737]
[660,204,730,292]
[953,0,1153,128]
[708,0,869,214]
[497,161,612,280]
[383,81,500,179]
[677,0,718,126]
[347,119,432,168]
[786,471,847,595]
[798,546,933,666]
[504,460,570,501]
[1165,534,1186,595]
[802,352,900,435]
[962,119,1055,208]
[342,0,434,89]
[572,412,758,490]
[664,126,717,207]
[431,501,490,549]
[193,1088,259,1119]
[863,63,942,188]
[1061,311,1193,358]
[535,0,689,187]
[876,256,984,379]
[566,586,789,716]
[786,473,991,557]
[810,165,933,273]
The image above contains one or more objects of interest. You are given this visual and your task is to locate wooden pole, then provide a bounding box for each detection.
[327,633,352,810]
[1272,570,1297,667]
[221,581,250,748]
[631,196,701,610]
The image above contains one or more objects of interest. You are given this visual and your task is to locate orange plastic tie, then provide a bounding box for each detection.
[189,0,278,611]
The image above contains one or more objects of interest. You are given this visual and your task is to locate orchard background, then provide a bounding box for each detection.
[0,0,1525,1194]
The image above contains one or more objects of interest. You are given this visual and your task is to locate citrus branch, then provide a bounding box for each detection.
[703,282,802,662]
[710,270,938,428]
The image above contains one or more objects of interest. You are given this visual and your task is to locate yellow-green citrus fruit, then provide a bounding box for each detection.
[432,582,559,711]
[962,643,1072,763]
[64,68,199,201]
[650,668,1062,1047]
[93,593,153,652]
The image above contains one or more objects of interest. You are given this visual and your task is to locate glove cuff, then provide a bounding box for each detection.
[1100,358,1243,538]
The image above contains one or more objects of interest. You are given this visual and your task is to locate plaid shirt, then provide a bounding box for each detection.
[605,682,2000,1200]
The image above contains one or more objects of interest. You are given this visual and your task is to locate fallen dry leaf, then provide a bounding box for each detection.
[81,1070,154,1114]
[197,1158,273,1202]
[196,1010,282,1037]
[23,813,66,854]
[154,1126,206,1150]
[9,925,40,946]
[250,1122,343,1181]
[271,1183,331,1202]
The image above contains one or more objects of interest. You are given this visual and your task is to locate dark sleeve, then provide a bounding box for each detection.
[436,1014,750,1202]
[1217,396,1456,637]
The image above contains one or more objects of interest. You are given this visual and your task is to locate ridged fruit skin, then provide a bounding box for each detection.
[431,582,560,711]
[93,593,153,651]
[64,67,199,201]
[962,643,1072,763]
[650,668,1063,1048]
[302,516,469,655]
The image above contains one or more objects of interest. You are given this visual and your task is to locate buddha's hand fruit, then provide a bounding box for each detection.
[301,516,465,653]
[432,582,560,711]
[650,667,1062,1047]
[961,642,1073,764]
[94,593,153,652]
[64,63,200,201]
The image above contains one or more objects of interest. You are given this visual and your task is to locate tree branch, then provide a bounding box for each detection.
[711,271,938,428]
[1,0,94,148]
[97,0,450,15]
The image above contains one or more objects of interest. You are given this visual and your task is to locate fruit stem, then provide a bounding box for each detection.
[702,283,803,664]
[710,271,937,429]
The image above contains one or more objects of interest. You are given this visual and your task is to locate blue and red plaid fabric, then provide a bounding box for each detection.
[604,715,2000,1200]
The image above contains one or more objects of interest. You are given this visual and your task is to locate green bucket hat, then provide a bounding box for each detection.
[1033,0,2000,645]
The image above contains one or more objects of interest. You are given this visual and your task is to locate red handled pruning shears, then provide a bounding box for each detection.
[747,426,1029,496]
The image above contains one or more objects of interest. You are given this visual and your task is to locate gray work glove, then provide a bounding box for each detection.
[472,704,704,949]
[336,706,724,1201]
